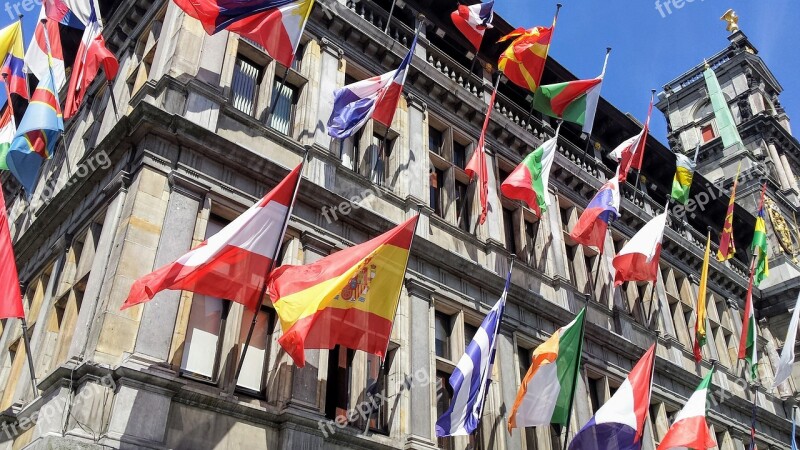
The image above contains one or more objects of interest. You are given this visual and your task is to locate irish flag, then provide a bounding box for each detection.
[267,215,418,367]
[500,132,559,217]
[0,107,15,170]
[508,308,585,430]
[613,211,667,286]
[533,78,602,133]
[657,368,717,450]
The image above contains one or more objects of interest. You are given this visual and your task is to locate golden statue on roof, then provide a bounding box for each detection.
[721,9,740,33]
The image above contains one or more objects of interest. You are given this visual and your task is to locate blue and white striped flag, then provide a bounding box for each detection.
[435,266,512,437]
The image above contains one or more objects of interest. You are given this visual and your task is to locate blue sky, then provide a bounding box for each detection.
[494,0,800,144]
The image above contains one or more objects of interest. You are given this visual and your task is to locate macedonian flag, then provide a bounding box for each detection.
[268,215,418,366]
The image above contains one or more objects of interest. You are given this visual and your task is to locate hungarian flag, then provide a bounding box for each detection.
[569,344,656,450]
[657,368,717,450]
[174,0,302,35]
[0,185,24,319]
[498,24,554,93]
[227,0,314,68]
[739,271,758,381]
[717,163,741,262]
[613,211,667,286]
[268,215,418,367]
[693,231,711,362]
[752,183,769,285]
[533,78,602,132]
[569,174,620,253]
[671,146,698,205]
[0,107,15,170]
[465,87,497,225]
[64,7,119,119]
[450,0,494,51]
[508,308,584,430]
[500,133,558,218]
[122,163,303,311]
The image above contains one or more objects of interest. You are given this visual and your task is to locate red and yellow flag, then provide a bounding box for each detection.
[717,162,741,261]
[268,216,418,366]
[498,25,553,92]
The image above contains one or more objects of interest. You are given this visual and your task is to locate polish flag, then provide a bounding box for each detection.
[613,210,667,286]
[25,7,67,90]
[122,164,302,311]
[63,10,119,119]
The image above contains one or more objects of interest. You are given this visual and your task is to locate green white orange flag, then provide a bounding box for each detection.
[508,308,585,430]
[693,230,711,362]
[0,107,15,171]
[739,270,758,381]
[657,368,717,450]
[671,144,698,205]
[500,125,560,217]
[717,162,741,262]
[752,183,769,286]
[267,215,418,367]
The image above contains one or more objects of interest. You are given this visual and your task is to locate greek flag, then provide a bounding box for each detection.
[435,266,512,437]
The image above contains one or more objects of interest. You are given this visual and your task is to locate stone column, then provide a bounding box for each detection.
[405,278,438,450]
[496,332,522,450]
[132,173,209,362]
[314,38,344,151]
[766,140,790,190]
[183,29,228,130]
[403,94,429,204]
[780,153,800,191]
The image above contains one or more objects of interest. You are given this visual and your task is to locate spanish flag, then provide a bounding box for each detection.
[268,215,418,366]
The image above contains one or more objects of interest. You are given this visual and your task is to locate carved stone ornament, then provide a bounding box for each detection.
[765,197,798,257]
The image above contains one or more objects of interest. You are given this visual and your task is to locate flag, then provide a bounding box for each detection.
[25,6,68,91]
[436,265,510,436]
[569,344,656,450]
[693,231,711,362]
[227,0,314,68]
[773,291,800,388]
[569,174,621,253]
[612,94,653,183]
[657,368,717,450]
[703,64,743,150]
[465,87,497,225]
[508,308,585,430]
[533,78,602,131]
[122,163,302,311]
[6,71,64,193]
[500,132,558,218]
[0,20,27,101]
[267,215,418,367]
[0,185,24,319]
[44,0,91,29]
[450,0,494,51]
[63,7,119,119]
[791,408,798,450]
[739,271,758,381]
[174,0,303,35]
[498,23,554,93]
[717,163,741,261]
[0,107,15,170]
[327,36,416,139]
[671,146,698,205]
[613,211,667,286]
[752,184,769,285]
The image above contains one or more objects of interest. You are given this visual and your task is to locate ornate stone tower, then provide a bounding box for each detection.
[656,12,800,394]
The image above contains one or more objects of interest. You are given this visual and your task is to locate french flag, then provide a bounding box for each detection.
[570,175,620,253]
[613,210,668,286]
[569,344,656,450]
[450,1,494,50]
[327,36,417,139]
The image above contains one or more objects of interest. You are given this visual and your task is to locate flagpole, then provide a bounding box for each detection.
[562,306,585,450]
[748,382,759,450]
[631,89,656,208]
[384,0,398,34]
[16,281,38,397]
[645,200,670,328]
[39,17,73,180]
[1,73,15,120]
[363,204,423,434]
[582,47,611,154]
[107,80,120,120]
[232,148,308,387]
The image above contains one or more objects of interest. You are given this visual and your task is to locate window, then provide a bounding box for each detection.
[453,140,468,169]
[326,346,355,421]
[455,180,471,231]
[701,124,715,143]
[587,376,603,413]
[430,167,445,217]
[231,56,262,115]
[464,323,478,347]
[236,307,276,393]
[428,117,475,229]
[429,126,445,155]
[364,351,393,434]
[436,371,455,450]
[503,207,517,255]
[269,77,299,135]
[360,131,395,185]
[434,312,453,359]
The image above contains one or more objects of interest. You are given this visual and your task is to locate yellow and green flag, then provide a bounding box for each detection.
[671,145,698,205]
[752,184,769,285]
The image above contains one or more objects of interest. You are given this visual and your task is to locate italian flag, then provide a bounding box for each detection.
[500,133,559,217]
[508,308,585,430]
[0,107,15,171]
[657,368,717,450]
[533,78,602,133]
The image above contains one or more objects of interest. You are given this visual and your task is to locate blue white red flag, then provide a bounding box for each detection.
[570,174,621,253]
[451,1,494,50]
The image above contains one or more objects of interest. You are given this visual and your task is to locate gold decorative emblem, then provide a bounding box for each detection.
[765,197,797,259]
[334,257,377,303]
[721,9,740,33]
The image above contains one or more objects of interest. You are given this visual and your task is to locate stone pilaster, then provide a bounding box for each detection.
[314,38,344,151]
[496,332,522,450]
[404,278,437,450]
[132,172,209,362]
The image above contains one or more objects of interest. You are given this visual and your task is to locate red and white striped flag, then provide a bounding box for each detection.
[122,164,302,311]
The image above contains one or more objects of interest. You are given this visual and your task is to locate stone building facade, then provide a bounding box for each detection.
[0,0,797,449]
